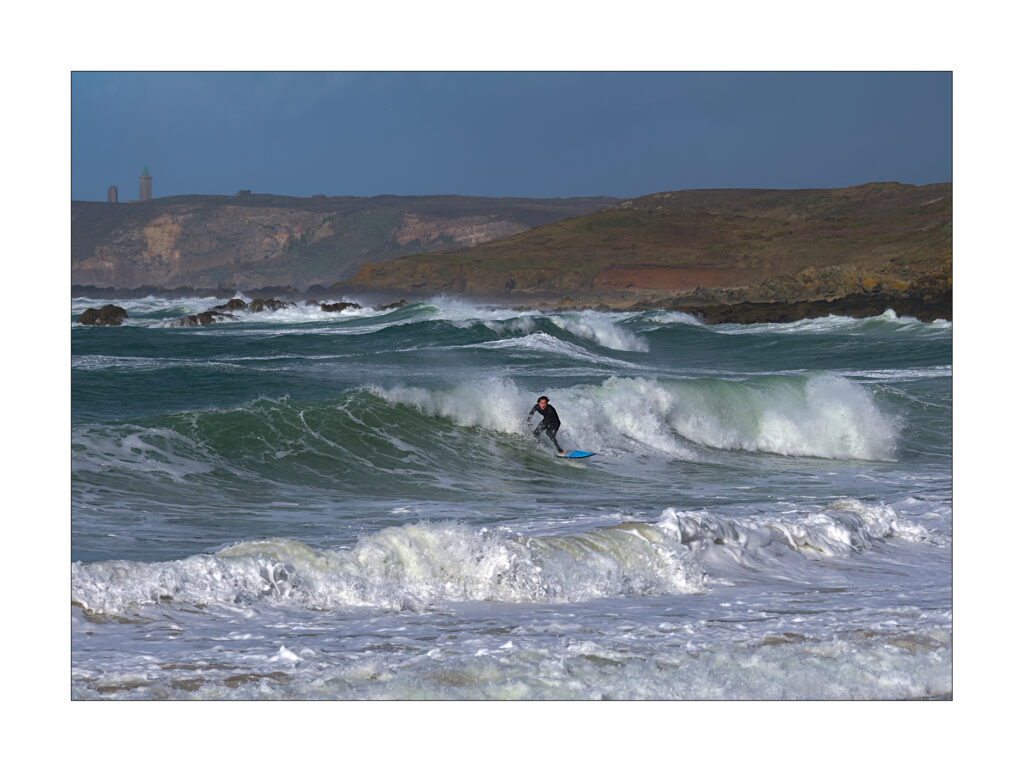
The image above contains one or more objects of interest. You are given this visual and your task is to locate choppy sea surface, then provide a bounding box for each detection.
[71,295,952,699]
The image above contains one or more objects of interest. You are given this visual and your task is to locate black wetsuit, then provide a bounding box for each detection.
[528,402,564,453]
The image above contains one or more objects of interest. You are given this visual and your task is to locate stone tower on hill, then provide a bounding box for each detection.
[139,166,152,201]
[107,185,118,203]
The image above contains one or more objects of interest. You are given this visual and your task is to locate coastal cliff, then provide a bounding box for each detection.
[341,182,952,320]
[72,183,952,322]
[72,193,617,291]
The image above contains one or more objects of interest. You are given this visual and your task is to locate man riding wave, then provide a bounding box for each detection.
[526,395,565,455]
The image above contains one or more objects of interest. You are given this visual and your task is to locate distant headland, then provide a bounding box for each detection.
[72,182,951,323]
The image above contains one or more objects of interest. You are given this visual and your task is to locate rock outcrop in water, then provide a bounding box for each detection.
[246,298,295,313]
[165,298,297,327]
[211,298,248,313]
[165,310,238,327]
[77,304,128,326]
[320,301,361,312]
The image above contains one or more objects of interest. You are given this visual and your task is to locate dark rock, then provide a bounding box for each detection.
[321,301,361,312]
[247,298,296,313]
[165,296,298,326]
[669,285,952,324]
[374,299,407,311]
[165,315,200,327]
[166,310,236,327]
[212,298,248,313]
[77,304,128,326]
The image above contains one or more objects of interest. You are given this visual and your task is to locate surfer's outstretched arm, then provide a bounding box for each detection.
[525,404,539,428]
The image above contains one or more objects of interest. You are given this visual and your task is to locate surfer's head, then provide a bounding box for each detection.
[537,396,549,407]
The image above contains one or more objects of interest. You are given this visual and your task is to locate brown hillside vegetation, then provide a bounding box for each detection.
[342,182,952,318]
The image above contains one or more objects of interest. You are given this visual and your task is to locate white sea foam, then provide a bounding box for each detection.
[71,425,217,480]
[375,378,527,435]
[714,309,951,336]
[71,608,952,699]
[658,498,932,569]
[836,364,953,382]
[663,373,900,459]
[550,310,649,351]
[566,373,899,461]
[557,377,696,457]
[643,310,706,327]
[466,332,639,368]
[425,297,540,325]
[71,354,247,372]
[481,317,538,335]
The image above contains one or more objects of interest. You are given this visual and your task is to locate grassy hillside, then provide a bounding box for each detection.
[342,182,952,308]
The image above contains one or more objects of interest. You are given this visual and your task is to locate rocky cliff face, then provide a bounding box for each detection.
[391,213,527,248]
[72,194,616,291]
[75,206,325,288]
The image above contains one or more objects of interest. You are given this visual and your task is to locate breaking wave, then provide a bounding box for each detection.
[71,498,931,616]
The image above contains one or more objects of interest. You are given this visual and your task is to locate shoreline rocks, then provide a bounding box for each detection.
[664,288,952,324]
[77,305,128,326]
[165,310,238,327]
[166,297,297,327]
[73,295,412,330]
[72,281,950,326]
[320,301,361,312]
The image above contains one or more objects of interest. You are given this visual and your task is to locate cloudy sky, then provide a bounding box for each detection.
[71,71,951,201]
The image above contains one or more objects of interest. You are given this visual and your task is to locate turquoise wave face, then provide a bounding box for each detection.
[71,371,906,502]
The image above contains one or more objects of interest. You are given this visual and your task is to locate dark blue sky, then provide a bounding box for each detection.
[71,71,951,201]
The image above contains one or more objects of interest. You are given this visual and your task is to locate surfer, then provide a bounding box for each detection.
[526,395,565,455]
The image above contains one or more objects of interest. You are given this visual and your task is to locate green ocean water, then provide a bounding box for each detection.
[71,295,952,699]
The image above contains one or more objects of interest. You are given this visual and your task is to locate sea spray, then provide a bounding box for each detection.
[374,378,527,435]
[550,310,650,352]
[663,373,900,460]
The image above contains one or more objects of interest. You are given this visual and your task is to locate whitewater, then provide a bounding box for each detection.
[71,295,952,699]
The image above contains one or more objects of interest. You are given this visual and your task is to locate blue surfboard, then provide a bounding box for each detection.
[559,450,595,459]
